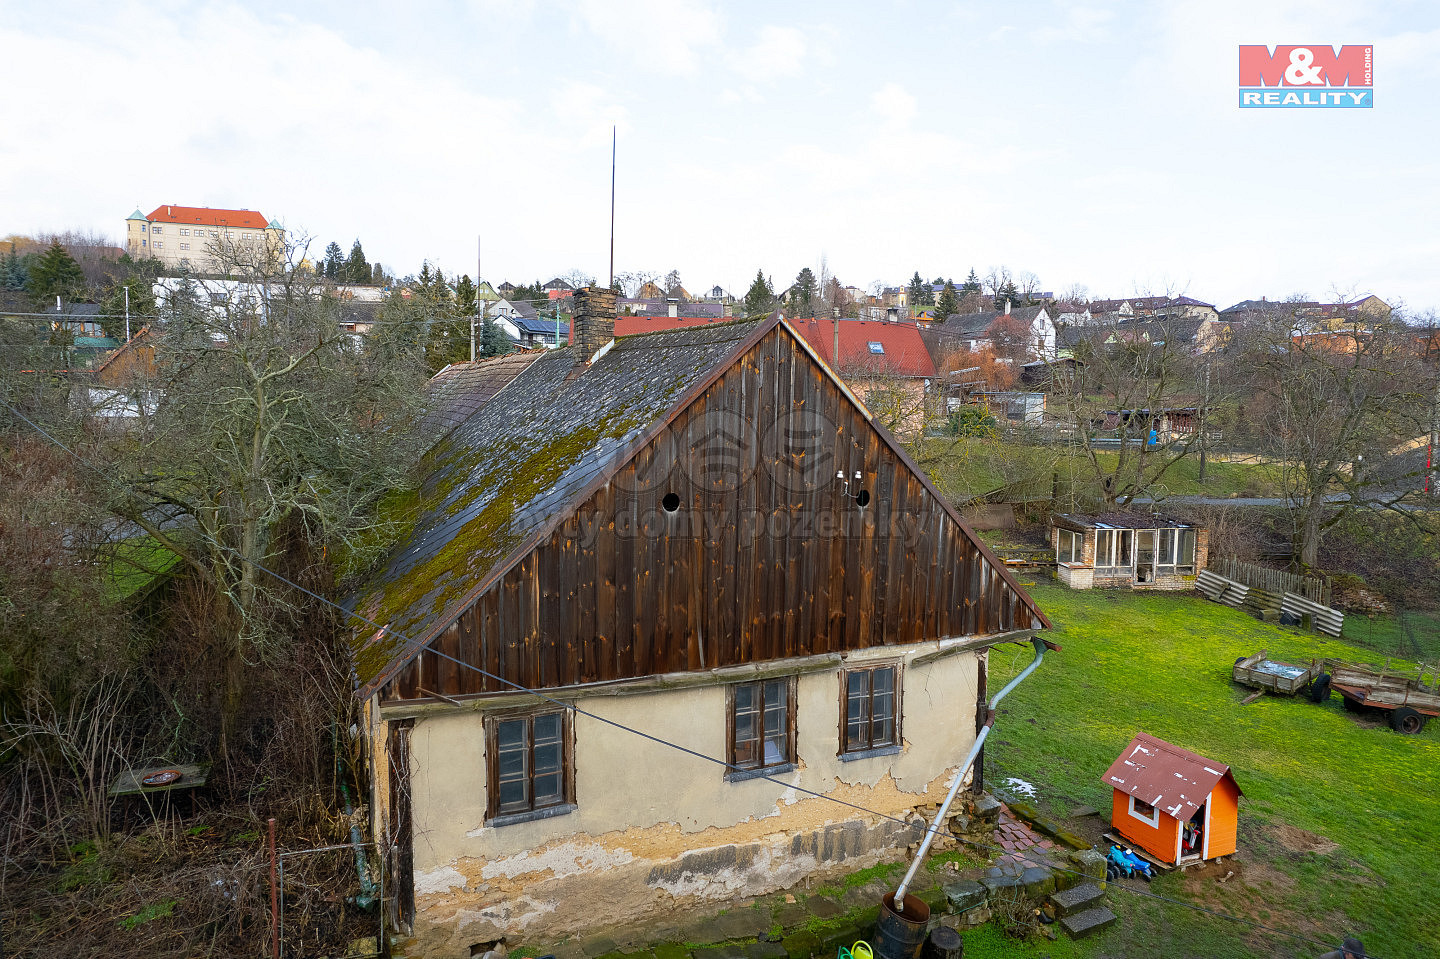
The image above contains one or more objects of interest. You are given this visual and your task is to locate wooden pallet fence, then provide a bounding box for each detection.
[1214,556,1331,607]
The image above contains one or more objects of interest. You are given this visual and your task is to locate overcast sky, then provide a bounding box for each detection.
[3,0,1437,311]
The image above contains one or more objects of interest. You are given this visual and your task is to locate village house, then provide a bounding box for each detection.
[1051,510,1207,590]
[348,289,1050,957]
[925,303,1057,361]
[789,316,939,439]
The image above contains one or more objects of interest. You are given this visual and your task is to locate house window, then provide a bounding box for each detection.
[728,678,795,777]
[153,241,163,249]
[868,341,885,354]
[1178,528,1197,572]
[841,664,899,756]
[1128,793,1160,827]
[486,709,573,823]
[1056,528,1083,565]
[151,225,162,233]
[179,243,189,250]
[179,229,189,236]
[1094,529,1133,570]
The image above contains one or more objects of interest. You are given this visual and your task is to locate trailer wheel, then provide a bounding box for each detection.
[1390,707,1426,735]
[1309,674,1332,703]
[1341,694,1364,713]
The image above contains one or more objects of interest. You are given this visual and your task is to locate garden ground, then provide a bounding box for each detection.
[984,581,1439,959]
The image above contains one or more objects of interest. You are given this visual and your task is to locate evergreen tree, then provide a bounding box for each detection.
[455,275,477,316]
[1,247,28,290]
[794,267,817,317]
[98,254,161,340]
[934,281,960,322]
[906,271,931,307]
[742,269,775,317]
[996,278,1020,310]
[432,268,451,306]
[322,241,344,279]
[417,262,433,295]
[960,269,982,296]
[27,241,87,307]
[479,315,511,357]
[346,239,369,284]
[371,262,386,286]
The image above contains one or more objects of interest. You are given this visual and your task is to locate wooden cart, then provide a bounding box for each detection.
[1231,650,1322,697]
[1314,660,1440,734]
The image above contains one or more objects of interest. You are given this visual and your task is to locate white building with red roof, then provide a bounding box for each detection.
[125,205,284,272]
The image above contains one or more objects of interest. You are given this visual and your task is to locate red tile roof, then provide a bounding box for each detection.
[1101,732,1242,822]
[566,313,733,343]
[144,205,270,229]
[790,317,937,378]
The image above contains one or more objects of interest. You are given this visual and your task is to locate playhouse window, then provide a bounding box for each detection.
[1128,794,1160,827]
[841,664,900,755]
[729,678,795,777]
[486,709,573,823]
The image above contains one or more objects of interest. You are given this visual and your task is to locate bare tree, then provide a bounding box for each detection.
[110,236,428,765]
[1050,313,1213,506]
[1230,301,1434,566]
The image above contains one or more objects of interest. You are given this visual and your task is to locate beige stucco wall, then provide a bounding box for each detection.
[386,643,985,956]
[125,217,283,271]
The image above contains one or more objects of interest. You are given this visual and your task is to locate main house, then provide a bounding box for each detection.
[348,290,1049,957]
[125,205,284,272]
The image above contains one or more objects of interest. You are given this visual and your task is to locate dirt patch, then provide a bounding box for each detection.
[1270,823,1340,855]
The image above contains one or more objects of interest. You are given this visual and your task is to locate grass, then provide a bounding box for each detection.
[1343,609,1440,664]
[987,582,1439,958]
[104,535,181,602]
[923,437,1283,503]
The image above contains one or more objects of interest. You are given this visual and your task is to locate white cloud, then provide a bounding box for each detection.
[729,25,807,81]
[870,82,917,127]
[551,81,629,146]
[570,0,723,75]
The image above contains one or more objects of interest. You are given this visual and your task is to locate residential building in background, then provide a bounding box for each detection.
[125,205,284,272]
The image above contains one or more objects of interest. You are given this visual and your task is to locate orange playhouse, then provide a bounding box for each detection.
[1101,732,1243,866]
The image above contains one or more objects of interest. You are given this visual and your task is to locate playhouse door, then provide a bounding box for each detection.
[1180,802,1207,862]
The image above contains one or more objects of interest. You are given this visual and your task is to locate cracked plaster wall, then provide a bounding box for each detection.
[398,644,982,956]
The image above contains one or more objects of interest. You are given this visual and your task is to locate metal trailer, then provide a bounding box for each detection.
[1312,659,1440,734]
[1231,650,1322,697]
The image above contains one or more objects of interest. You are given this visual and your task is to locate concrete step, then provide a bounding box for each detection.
[1059,905,1117,939]
[1048,881,1105,917]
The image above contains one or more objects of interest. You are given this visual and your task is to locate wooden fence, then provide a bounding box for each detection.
[1213,556,1331,607]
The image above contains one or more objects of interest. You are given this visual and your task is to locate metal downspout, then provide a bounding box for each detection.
[892,637,1047,903]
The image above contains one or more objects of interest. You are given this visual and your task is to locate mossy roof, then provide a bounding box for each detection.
[419,352,543,448]
[347,319,764,693]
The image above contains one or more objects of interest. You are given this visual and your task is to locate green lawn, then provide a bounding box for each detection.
[922,438,1283,502]
[984,582,1439,959]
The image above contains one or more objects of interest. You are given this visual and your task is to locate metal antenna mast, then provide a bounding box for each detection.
[609,126,616,289]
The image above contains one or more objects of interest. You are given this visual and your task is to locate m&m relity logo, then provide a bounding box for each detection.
[1239,45,1373,108]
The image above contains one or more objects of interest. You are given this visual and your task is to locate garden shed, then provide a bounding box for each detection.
[1101,732,1242,866]
[1052,511,1207,590]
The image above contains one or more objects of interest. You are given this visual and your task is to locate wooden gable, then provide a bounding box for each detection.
[376,320,1047,703]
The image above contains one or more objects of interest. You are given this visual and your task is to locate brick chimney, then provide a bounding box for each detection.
[572,286,617,365]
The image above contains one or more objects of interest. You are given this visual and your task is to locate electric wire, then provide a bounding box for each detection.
[1,401,1388,958]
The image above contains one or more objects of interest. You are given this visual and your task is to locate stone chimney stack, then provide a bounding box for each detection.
[573,286,617,364]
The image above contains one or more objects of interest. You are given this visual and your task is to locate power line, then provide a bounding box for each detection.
[0,403,1389,958]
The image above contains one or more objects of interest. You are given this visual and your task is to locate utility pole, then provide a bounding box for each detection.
[1198,355,1211,483]
[124,285,131,342]
[471,235,480,362]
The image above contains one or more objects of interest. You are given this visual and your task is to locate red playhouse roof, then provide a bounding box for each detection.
[145,205,270,229]
[1101,732,1242,822]
[790,318,937,378]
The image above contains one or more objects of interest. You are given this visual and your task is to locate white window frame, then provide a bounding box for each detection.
[1128,793,1160,828]
[1056,528,1082,565]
